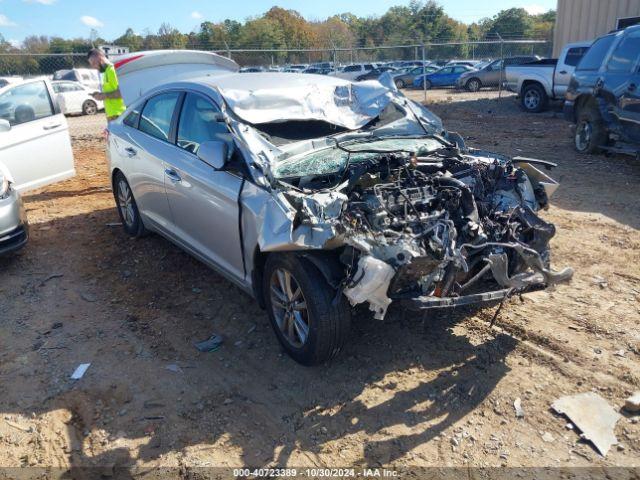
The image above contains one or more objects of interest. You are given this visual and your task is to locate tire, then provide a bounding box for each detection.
[423,79,432,90]
[574,104,607,154]
[520,83,548,113]
[263,254,351,366]
[395,79,405,89]
[82,100,98,115]
[465,78,481,92]
[112,171,147,238]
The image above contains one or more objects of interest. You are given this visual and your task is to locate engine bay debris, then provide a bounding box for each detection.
[272,134,573,318]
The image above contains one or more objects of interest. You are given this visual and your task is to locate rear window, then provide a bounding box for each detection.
[576,34,616,71]
[606,30,640,72]
[565,47,590,67]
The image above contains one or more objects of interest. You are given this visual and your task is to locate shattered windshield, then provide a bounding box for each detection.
[273,137,442,178]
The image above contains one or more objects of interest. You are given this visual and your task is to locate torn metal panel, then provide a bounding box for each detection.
[552,392,621,457]
[214,73,396,130]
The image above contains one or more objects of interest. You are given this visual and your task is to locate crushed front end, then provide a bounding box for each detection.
[272,135,573,320]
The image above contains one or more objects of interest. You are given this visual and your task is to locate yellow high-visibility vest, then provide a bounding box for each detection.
[102,64,126,118]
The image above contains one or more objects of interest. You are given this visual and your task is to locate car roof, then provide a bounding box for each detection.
[0,77,50,94]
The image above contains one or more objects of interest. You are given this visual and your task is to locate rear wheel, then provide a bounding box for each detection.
[263,254,351,366]
[82,100,98,115]
[575,104,607,154]
[465,78,481,92]
[113,172,147,238]
[520,83,548,113]
[423,79,432,90]
[395,79,405,89]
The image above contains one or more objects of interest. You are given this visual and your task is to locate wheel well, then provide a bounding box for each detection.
[111,168,124,190]
[467,77,481,84]
[520,80,543,96]
[251,248,346,309]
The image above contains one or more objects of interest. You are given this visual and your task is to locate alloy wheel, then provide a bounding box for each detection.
[575,120,592,152]
[84,102,97,115]
[270,268,309,348]
[523,89,540,110]
[117,180,136,228]
[467,79,480,91]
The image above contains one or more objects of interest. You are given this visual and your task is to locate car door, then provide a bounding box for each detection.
[163,92,244,280]
[603,29,640,142]
[482,60,502,86]
[120,91,180,231]
[435,67,453,85]
[0,80,74,192]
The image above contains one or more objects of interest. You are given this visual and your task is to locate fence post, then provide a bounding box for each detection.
[422,43,427,103]
[497,33,504,100]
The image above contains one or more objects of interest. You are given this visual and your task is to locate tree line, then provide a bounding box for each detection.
[0,1,555,73]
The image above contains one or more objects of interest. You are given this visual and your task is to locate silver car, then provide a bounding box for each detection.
[107,73,572,365]
[0,160,28,256]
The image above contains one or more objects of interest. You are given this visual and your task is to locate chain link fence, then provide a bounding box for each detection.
[0,40,551,139]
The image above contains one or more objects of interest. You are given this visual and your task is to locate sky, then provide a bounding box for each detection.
[0,0,556,45]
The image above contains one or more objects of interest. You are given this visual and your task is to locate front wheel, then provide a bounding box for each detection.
[113,172,147,238]
[423,79,432,90]
[263,254,351,366]
[395,79,405,89]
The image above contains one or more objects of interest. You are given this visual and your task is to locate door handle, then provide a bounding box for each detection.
[164,168,181,182]
[629,83,637,92]
[124,147,137,157]
[559,70,567,75]
[42,123,61,130]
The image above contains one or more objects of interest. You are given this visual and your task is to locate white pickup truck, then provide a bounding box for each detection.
[505,41,592,113]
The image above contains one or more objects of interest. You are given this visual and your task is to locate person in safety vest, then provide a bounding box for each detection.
[87,48,126,122]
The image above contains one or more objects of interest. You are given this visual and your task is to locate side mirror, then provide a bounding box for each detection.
[197,140,228,170]
[0,119,11,133]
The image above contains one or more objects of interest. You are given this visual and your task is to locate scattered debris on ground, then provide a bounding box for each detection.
[551,392,621,457]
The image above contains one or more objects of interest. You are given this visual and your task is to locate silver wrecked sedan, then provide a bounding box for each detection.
[107,72,573,365]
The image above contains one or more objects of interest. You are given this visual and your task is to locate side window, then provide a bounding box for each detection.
[364,64,374,70]
[177,93,230,155]
[123,104,141,128]
[565,47,590,67]
[411,67,422,75]
[577,35,616,71]
[453,66,466,73]
[344,65,360,72]
[0,81,54,126]
[138,92,180,142]
[606,30,640,72]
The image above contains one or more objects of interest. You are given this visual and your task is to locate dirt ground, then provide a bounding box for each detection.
[1,88,639,476]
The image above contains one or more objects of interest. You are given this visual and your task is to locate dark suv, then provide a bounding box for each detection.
[564,25,640,155]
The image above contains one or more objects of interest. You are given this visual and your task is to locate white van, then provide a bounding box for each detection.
[0,79,75,191]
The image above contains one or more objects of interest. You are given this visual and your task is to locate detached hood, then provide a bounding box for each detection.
[211,73,395,130]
